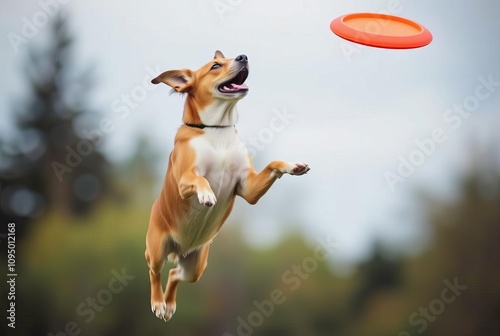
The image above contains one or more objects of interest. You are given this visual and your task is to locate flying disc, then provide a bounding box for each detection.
[330,13,432,49]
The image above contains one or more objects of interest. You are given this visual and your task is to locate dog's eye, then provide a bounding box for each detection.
[211,63,222,70]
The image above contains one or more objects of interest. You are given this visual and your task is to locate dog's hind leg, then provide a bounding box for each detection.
[163,243,211,321]
[145,210,168,320]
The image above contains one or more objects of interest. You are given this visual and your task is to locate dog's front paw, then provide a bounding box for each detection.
[151,301,167,321]
[288,162,310,176]
[197,189,217,207]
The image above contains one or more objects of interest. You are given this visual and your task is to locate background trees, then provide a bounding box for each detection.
[0,14,111,238]
[0,12,499,336]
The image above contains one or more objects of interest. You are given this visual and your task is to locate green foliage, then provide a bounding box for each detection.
[11,165,500,336]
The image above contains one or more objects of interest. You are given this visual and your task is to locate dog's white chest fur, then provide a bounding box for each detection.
[176,128,249,250]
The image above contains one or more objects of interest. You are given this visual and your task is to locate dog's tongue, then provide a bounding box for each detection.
[231,83,248,90]
[223,83,248,91]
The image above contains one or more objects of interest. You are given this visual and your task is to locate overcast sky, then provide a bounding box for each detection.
[1,0,499,269]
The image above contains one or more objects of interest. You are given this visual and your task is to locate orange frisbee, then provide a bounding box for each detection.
[330,13,432,49]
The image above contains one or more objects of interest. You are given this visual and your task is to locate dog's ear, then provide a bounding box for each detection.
[151,69,194,92]
[214,50,225,59]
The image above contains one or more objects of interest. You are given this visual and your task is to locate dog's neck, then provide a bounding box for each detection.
[183,96,238,127]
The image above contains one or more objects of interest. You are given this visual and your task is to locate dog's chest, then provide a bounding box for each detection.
[174,129,249,251]
[189,129,249,195]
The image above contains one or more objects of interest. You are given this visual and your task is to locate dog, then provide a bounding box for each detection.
[145,50,310,321]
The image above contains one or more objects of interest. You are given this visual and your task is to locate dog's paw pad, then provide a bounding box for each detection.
[198,190,217,207]
[164,302,177,322]
[151,302,167,320]
[290,162,310,176]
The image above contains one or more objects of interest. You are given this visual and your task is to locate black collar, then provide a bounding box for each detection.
[185,123,234,129]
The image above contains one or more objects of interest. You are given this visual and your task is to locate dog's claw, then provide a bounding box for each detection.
[151,301,176,322]
[151,302,167,320]
[197,189,217,207]
[164,302,177,322]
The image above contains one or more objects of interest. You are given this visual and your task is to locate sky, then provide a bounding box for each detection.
[1,0,499,269]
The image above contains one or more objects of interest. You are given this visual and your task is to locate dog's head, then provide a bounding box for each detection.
[152,50,249,101]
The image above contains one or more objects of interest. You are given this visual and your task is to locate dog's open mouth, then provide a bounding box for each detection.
[218,68,249,93]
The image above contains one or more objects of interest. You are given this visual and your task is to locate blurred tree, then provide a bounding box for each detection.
[348,243,403,317]
[414,149,500,336]
[114,134,163,206]
[0,13,111,231]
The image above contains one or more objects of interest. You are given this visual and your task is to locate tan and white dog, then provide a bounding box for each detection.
[145,50,310,321]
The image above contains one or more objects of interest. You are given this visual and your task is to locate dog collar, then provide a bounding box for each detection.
[185,123,234,129]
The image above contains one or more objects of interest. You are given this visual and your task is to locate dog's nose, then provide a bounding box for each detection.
[235,54,248,63]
